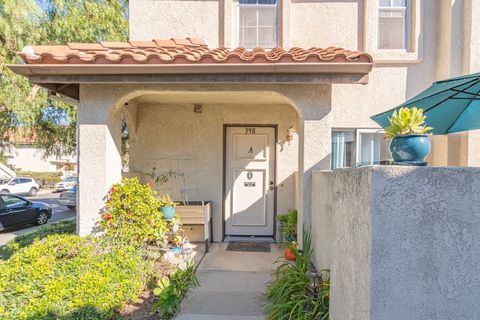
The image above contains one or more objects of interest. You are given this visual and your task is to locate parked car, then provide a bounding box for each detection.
[54,176,77,192]
[0,194,52,230]
[58,185,76,209]
[0,177,39,196]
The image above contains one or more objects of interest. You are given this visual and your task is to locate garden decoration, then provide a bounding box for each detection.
[284,242,298,261]
[384,107,433,165]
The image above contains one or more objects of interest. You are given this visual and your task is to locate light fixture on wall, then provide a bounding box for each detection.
[194,104,204,113]
[286,126,296,144]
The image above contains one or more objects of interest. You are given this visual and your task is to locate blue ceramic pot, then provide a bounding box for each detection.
[161,206,175,220]
[390,134,431,165]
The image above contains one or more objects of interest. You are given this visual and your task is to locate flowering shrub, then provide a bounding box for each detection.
[101,177,169,246]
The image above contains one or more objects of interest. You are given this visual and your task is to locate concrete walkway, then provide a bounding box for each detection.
[175,243,282,320]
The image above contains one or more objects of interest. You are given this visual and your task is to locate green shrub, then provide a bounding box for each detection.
[15,171,63,188]
[101,177,169,246]
[0,234,147,320]
[153,265,199,319]
[265,229,330,320]
[0,219,76,260]
[277,209,297,241]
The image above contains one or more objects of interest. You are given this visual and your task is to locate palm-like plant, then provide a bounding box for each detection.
[385,107,433,138]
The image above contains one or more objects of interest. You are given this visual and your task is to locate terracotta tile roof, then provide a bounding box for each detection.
[19,37,373,65]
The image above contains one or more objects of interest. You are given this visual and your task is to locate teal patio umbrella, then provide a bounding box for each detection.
[371,72,480,134]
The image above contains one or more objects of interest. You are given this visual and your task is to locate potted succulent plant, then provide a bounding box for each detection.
[160,195,177,220]
[385,107,433,165]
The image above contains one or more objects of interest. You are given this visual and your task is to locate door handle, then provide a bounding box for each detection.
[269,181,274,190]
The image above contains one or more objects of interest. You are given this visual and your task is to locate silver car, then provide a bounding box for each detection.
[58,185,76,209]
[54,176,77,192]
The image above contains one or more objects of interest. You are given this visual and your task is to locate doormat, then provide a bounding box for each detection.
[226,242,271,253]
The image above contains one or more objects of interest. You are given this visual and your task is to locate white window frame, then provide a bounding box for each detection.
[238,0,278,49]
[331,129,356,170]
[355,128,390,167]
[378,0,409,50]
[331,128,391,170]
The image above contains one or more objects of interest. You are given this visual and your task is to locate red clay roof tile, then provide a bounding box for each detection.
[153,39,177,47]
[67,43,107,51]
[18,38,373,65]
[100,42,133,49]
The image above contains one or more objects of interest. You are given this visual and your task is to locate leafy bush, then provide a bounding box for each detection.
[0,234,147,320]
[15,171,63,188]
[277,209,297,241]
[265,230,330,320]
[153,265,199,319]
[0,219,76,260]
[101,177,169,246]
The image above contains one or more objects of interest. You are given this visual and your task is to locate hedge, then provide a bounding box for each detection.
[0,234,148,320]
[0,219,76,260]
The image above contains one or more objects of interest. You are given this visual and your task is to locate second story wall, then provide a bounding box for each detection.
[289,0,361,49]
[129,0,220,46]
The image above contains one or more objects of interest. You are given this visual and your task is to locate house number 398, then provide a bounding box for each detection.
[244,127,256,134]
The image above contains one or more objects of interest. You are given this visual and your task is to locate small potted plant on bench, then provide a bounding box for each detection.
[385,107,433,165]
[160,195,177,220]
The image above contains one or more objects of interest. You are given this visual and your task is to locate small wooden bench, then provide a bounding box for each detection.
[176,201,212,253]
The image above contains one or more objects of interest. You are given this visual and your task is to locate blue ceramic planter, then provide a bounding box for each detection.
[161,206,175,220]
[390,134,431,165]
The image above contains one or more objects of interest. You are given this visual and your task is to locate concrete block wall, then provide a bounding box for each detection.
[312,166,480,320]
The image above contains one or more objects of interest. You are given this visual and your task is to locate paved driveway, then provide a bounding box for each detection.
[0,191,76,245]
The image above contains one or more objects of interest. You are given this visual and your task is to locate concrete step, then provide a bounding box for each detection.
[194,270,271,292]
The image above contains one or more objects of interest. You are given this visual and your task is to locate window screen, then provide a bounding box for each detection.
[239,0,277,48]
[378,0,408,49]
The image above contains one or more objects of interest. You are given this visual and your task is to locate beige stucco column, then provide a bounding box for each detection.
[463,0,480,166]
[77,85,123,236]
[285,84,332,239]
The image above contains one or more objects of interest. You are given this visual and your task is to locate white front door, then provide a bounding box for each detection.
[225,126,275,236]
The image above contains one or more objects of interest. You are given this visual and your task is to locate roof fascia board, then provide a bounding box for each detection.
[29,73,370,85]
[8,63,372,76]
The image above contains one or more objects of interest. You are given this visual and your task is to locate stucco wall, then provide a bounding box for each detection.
[129,0,220,46]
[311,170,332,271]
[289,0,360,49]
[6,146,75,173]
[370,166,480,320]
[329,167,372,320]
[128,103,299,242]
[312,166,480,320]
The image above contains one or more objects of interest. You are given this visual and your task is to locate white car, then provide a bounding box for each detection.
[54,176,77,192]
[0,177,39,196]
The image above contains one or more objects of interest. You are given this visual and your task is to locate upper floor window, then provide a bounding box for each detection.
[378,0,408,50]
[239,0,277,48]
